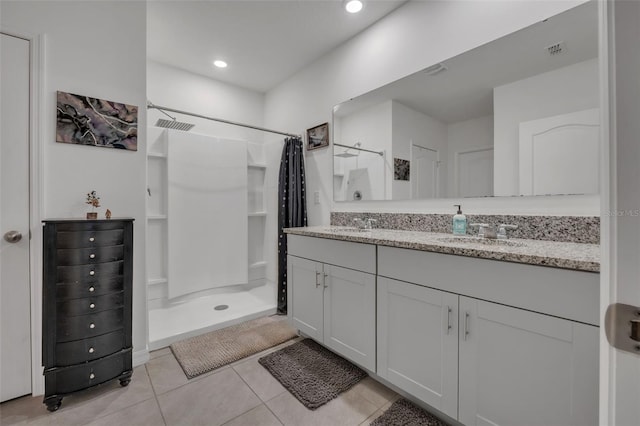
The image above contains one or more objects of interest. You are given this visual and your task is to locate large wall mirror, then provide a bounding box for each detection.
[333,1,598,202]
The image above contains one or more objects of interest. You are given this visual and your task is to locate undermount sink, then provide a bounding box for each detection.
[323,227,370,233]
[437,236,525,248]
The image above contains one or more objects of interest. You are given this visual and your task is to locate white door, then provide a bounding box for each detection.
[287,256,323,341]
[323,265,376,371]
[456,148,493,197]
[458,297,599,426]
[602,1,640,425]
[377,277,458,419]
[411,145,438,198]
[519,108,600,196]
[0,32,32,402]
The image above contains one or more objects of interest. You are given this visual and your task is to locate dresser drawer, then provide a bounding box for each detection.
[56,276,123,300]
[55,222,126,232]
[56,308,123,342]
[56,245,124,266]
[57,229,124,249]
[44,350,130,395]
[55,330,125,366]
[57,292,124,317]
[57,261,123,283]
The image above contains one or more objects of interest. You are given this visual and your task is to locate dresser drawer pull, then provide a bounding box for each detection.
[89,286,95,292]
[89,237,95,242]
[88,347,95,354]
[89,373,95,380]
[89,253,96,259]
[89,323,95,329]
[89,270,95,276]
[89,303,95,309]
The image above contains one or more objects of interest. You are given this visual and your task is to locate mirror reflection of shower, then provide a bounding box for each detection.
[333,142,385,201]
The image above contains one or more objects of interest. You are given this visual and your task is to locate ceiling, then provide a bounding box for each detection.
[147,0,408,93]
[334,0,598,123]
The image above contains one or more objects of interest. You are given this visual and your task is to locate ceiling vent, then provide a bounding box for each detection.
[423,63,448,76]
[546,41,567,56]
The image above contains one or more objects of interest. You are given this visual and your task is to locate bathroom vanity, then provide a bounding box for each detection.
[285,227,599,426]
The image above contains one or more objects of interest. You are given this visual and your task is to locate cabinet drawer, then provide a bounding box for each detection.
[57,308,123,342]
[57,292,124,317]
[288,234,376,274]
[44,350,129,395]
[56,245,124,266]
[56,276,123,300]
[57,261,123,283]
[55,330,125,366]
[55,222,126,232]
[57,229,124,249]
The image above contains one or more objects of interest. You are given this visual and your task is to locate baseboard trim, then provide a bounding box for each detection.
[133,348,150,367]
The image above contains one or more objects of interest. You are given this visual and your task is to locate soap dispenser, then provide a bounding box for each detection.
[452,204,467,235]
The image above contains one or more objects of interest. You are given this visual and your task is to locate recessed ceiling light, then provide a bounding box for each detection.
[345,0,363,14]
[213,60,228,68]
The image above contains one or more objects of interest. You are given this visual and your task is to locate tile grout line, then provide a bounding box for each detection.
[146,363,169,426]
[229,362,285,426]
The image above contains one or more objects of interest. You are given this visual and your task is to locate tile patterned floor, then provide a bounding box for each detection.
[0,338,398,426]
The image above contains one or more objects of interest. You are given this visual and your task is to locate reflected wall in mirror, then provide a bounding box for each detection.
[333,1,599,202]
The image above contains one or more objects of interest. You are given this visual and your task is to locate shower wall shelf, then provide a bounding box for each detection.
[147,215,167,220]
[148,152,167,158]
[248,212,267,217]
[248,163,267,169]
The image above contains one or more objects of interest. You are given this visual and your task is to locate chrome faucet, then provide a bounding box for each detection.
[497,224,518,240]
[469,223,497,239]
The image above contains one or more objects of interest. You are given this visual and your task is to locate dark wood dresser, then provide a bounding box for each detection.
[42,219,133,411]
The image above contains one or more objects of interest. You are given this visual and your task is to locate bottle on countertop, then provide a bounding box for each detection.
[452,204,467,235]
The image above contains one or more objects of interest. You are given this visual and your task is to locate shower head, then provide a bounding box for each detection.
[155,118,195,132]
[335,152,359,158]
[334,142,361,158]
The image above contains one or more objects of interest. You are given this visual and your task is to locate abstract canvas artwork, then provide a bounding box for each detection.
[394,158,410,181]
[56,91,138,151]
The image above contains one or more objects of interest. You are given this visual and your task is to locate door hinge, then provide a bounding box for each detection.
[604,303,640,355]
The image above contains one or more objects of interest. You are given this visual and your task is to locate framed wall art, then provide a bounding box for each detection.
[306,122,329,151]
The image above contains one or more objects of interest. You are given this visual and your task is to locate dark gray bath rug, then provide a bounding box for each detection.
[371,398,450,426]
[258,338,367,410]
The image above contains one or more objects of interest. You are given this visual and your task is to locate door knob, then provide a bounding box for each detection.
[3,230,22,243]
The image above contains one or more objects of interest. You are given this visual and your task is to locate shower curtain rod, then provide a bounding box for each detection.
[147,102,302,138]
[334,143,384,156]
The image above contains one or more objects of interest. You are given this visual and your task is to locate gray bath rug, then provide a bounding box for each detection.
[258,338,368,410]
[171,315,297,379]
[371,398,450,426]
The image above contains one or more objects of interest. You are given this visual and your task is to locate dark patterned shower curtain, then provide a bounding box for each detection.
[277,137,307,314]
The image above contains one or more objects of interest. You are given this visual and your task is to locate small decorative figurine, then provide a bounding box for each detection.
[85,191,100,219]
[105,209,112,220]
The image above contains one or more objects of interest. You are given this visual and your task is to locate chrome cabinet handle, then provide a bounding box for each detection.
[89,373,95,379]
[89,253,96,259]
[89,237,95,242]
[315,271,321,288]
[89,323,95,329]
[89,286,95,292]
[446,306,452,334]
[89,303,95,309]
[88,347,95,354]
[323,273,329,288]
[89,270,95,276]
[3,230,22,243]
[463,312,470,341]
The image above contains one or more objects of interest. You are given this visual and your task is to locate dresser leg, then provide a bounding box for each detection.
[119,370,133,387]
[44,396,63,412]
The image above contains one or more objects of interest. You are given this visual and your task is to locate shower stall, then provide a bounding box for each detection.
[146,106,298,349]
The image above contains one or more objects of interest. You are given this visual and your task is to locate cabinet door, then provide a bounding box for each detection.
[288,255,323,341]
[377,277,458,419]
[458,297,599,426]
[323,265,376,371]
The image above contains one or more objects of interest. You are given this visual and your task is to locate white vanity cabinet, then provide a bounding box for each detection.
[378,246,599,426]
[287,235,376,371]
[377,277,459,419]
[458,296,599,426]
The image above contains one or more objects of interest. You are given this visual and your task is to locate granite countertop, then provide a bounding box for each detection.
[284,226,600,272]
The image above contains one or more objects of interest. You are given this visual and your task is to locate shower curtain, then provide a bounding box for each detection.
[277,137,307,314]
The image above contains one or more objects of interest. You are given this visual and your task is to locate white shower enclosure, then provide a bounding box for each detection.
[147,127,275,349]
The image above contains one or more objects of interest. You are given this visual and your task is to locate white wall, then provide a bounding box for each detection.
[334,100,391,200]
[446,115,494,197]
[264,0,595,225]
[147,60,266,146]
[1,0,148,379]
[391,101,448,200]
[493,58,599,195]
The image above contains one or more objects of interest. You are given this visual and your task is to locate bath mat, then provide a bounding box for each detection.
[171,315,297,379]
[371,398,450,426]
[258,338,368,410]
